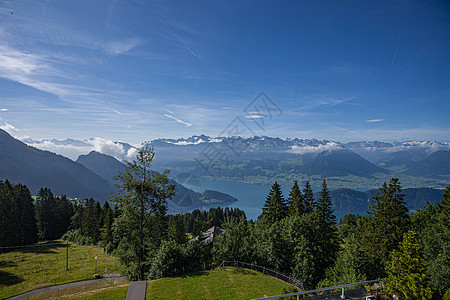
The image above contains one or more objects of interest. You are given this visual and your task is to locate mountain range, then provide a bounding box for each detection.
[2,129,447,215]
[20,134,450,189]
[0,130,237,212]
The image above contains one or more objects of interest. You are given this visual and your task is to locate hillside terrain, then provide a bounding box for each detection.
[0,130,111,201]
[0,130,237,211]
[0,242,122,299]
[76,150,237,212]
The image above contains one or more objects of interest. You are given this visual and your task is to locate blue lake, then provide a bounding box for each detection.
[184,180,364,221]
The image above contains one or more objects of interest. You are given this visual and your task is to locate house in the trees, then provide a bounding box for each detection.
[190,226,222,245]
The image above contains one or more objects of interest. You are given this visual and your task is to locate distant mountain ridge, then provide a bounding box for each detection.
[0,129,111,201]
[76,150,238,213]
[18,133,450,189]
[330,187,444,213]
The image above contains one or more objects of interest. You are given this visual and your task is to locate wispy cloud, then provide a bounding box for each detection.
[365,119,384,123]
[0,122,19,132]
[163,113,192,127]
[245,112,265,119]
[288,142,343,154]
[296,96,354,111]
[0,108,8,111]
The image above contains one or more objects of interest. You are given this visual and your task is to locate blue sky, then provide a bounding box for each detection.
[0,0,449,144]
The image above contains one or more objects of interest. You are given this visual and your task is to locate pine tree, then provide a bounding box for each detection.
[315,179,339,281]
[316,179,336,224]
[383,230,433,300]
[261,181,287,223]
[361,178,410,278]
[288,181,305,217]
[0,180,21,246]
[54,195,73,239]
[303,181,315,213]
[168,214,186,244]
[99,201,115,247]
[35,188,57,240]
[15,184,38,245]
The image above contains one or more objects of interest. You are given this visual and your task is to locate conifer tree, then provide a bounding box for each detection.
[288,181,305,217]
[361,178,410,278]
[383,230,433,300]
[35,187,57,240]
[261,181,287,222]
[303,181,315,213]
[99,201,115,249]
[168,214,186,244]
[315,179,339,280]
[15,184,38,245]
[0,180,20,246]
[54,195,73,239]
[316,179,336,224]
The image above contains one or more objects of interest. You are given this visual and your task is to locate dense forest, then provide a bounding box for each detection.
[0,145,449,299]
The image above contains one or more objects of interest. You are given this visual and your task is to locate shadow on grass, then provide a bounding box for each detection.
[16,241,67,254]
[0,260,17,268]
[176,270,208,278]
[0,270,24,286]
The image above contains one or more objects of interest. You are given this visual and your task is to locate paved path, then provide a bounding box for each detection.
[126,281,147,300]
[7,276,126,300]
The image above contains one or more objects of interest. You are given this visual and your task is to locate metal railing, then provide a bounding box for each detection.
[218,261,304,290]
[251,279,381,300]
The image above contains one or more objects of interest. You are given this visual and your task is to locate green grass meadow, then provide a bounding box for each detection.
[0,242,122,299]
[1,243,298,300]
[146,267,298,300]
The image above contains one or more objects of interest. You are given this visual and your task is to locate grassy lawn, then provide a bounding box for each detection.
[0,241,123,299]
[147,267,298,300]
[29,279,129,299]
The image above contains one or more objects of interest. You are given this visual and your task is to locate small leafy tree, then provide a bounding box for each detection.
[112,142,175,280]
[382,230,433,300]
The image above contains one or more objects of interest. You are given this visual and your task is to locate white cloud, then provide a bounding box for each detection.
[22,136,139,161]
[126,147,138,160]
[365,119,384,123]
[89,137,127,158]
[245,112,265,119]
[288,142,343,154]
[0,122,19,132]
[163,114,192,127]
[0,108,8,111]
[107,38,142,55]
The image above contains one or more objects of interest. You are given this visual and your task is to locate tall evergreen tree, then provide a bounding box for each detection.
[303,181,315,213]
[54,195,73,239]
[99,201,115,251]
[15,184,38,245]
[168,214,187,244]
[35,187,57,240]
[412,185,450,297]
[261,181,287,223]
[316,179,336,224]
[288,181,305,217]
[383,231,433,300]
[315,179,339,282]
[361,178,410,278]
[0,180,20,246]
[81,198,97,241]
